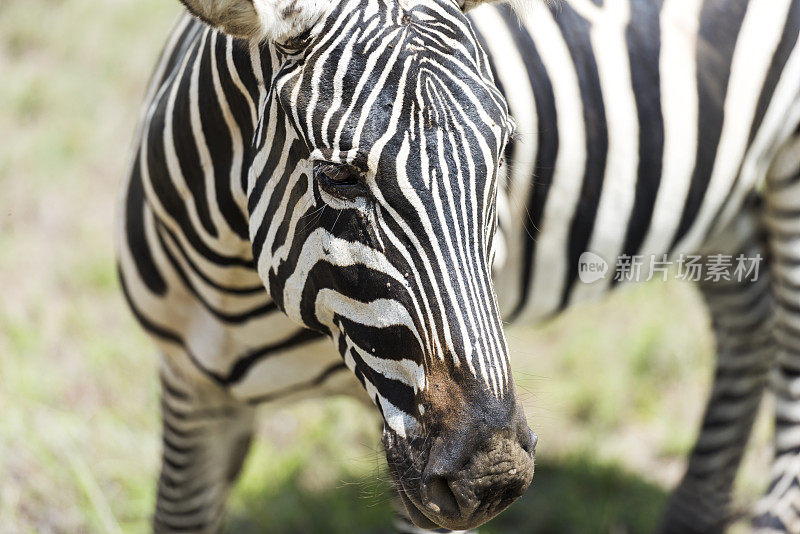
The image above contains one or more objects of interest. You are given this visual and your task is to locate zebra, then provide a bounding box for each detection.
[117,0,800,531]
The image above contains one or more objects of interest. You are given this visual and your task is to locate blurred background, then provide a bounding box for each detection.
[0,0,774,532]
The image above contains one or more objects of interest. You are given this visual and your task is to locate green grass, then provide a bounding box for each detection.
[0,0,773,532]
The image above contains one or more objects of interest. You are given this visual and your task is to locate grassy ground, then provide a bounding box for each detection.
[0,1,773,532]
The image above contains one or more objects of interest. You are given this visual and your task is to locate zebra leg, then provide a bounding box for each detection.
[754,133,800,533]
[153,358,255,533]
[659,228,775,533]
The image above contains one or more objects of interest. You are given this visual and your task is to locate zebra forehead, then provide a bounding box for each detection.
[308,0,485,47]
[279,46,507,163]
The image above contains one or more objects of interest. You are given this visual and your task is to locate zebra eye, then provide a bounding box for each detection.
[314,162,365,199]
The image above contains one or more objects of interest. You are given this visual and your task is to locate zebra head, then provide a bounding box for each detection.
[181,0,536,528]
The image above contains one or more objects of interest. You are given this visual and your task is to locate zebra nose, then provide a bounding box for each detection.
[417,424,536,530]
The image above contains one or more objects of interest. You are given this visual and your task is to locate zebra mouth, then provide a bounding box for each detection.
[396,484,443,529]
[382,426,536,531]
[382,428,431,520]
[383,429,450,529]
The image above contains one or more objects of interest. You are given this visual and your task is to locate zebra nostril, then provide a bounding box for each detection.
[423,475,460,517]
[528,430,538,453]
[517,424,538,455]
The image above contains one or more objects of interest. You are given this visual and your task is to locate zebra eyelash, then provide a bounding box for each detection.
[313,161,369,200]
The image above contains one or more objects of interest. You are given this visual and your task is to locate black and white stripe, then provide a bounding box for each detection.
[119,0,800,531]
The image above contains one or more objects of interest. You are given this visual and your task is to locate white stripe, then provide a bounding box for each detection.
[673,0,793,253]
[717,10,800,231]
[189,29,232,240]
[349,339,426,392]
[211,34,249,219]
[364,62,462,368]
[471,6,538,320]
[570,0,639,304]
[317,293,421,437]
[638,0,703,256]
[521,3,587,319]
[161,30,224,250]
[282,229,415,329]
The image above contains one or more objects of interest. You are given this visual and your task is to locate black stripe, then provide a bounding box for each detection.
[152,18,204,97]
[494,6,559,322]
[245,362,348,404]
[155,220,264,294]
[118,269,227,386]
[200,32,250,239]
[124,161,167,295]
[215,36,259,195]
[250,139,309,268]
[171,30,219,239]
[706,1,800,238]
[558,4,609,307]
[145,47,255,268]
[161,440,195,460]
[346,341,417,416]
[155,221,277,324]
[670,0,749,248]
[246,97,290,219]
[621,0,665,256]
[748,2,800,151]
[222,328,323,384]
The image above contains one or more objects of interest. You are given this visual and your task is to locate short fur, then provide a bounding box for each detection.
[179,0,530,41]
[179,0,332,41]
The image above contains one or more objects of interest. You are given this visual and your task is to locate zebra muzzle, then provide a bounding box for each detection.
[384,416,536,530]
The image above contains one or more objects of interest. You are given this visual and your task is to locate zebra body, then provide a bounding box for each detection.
[122,0,800,411]
[485,0,800,322]
[119,0,800,531]
[121,14,345,404]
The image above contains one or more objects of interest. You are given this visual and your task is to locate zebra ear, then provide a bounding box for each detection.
[178,0,330,41]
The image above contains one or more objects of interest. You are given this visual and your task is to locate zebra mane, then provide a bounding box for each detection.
[250,0,330,41]
[462,0,551,21]
[502,0,554,18]
[181,0,542,42]
[177,0,330,41]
